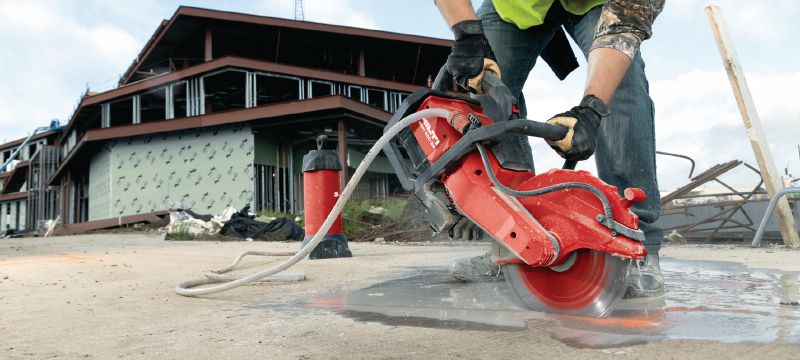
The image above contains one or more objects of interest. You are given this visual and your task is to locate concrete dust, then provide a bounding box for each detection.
[1,234,800,359]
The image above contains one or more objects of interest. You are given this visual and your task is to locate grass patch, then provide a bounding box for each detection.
[341,196,408,240]
[251,197,409,241]
[256,210,303,227]
[165,222,195,241]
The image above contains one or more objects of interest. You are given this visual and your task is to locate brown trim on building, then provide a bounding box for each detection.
[61,56,418,139]
[122,6,451,83]
[0,130,59,151]
[0,191,28,202]
[52,210,169,236]
[94,57,419,105]
[50,96,391,185]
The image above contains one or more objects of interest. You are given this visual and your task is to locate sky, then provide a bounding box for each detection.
[0,0,798,192]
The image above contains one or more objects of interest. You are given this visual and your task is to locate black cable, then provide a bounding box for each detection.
[474,143,614,226]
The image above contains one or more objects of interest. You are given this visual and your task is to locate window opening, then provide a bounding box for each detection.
[308,80,334,98]
[172,82,188,118]
[366,89,388,111]
[255,73,302,106]
[108,98,134,127]
[140,87,167,123]
[202,70,248,113]
[347,86,364,102]
[28,143,37,160]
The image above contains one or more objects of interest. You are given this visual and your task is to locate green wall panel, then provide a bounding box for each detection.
[90,124,255,218]
[89,146,112,221]
[254,135,277,166]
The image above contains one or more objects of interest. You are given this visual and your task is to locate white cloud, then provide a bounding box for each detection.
[517,65,799,192]
[0,1,140,143]
[663,0,796,43]
[303,0,379,29]
[651,69,799,190]
[256,0,378,29]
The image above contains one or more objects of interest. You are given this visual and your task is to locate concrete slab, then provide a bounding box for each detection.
[1,234,799,359]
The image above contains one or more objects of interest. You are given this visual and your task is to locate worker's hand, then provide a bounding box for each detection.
[446,20,500,94]
[545,95,611,161]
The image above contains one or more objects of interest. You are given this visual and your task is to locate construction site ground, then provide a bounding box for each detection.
[2,233,800,359]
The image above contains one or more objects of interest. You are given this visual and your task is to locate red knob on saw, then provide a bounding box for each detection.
[621,187,646,209]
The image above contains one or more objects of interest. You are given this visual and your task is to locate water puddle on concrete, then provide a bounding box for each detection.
[304,259,800,348]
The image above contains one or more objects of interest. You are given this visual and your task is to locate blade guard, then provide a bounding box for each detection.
[383,90,646,267]
[443,149,646,266]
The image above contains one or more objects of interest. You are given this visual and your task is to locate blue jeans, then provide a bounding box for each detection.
[477,0,663,253]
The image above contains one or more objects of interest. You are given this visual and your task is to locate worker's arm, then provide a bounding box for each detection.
[585,0,665,103]
[434,0,477,26]
[546,0,665,161]
[434,0,500,93]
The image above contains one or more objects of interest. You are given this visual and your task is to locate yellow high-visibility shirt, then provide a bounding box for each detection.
[492,0,605,29]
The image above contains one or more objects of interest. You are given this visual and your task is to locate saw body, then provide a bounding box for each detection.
[384,78,647,317]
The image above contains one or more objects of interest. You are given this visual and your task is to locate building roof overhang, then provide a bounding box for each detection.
[121,6,452,84]
[59,56,422,142]
[0,130,60,152]
[49,95,392,185]
[0,191,28,202]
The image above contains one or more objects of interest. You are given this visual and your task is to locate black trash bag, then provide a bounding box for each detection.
[266,217,305,241]
[220,205,304,241]
[3,229,25,238]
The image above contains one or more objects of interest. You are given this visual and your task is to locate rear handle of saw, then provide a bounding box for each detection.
[432,65,577,170]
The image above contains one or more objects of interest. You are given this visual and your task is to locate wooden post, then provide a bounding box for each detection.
[706,6,800,247]
[204,29,213,62]
[357,48,366,77]
[338,119,348,191]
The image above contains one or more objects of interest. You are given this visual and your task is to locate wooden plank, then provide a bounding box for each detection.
[706,6,800,247]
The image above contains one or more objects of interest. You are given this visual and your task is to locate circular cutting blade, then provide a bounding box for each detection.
[503,250,631,318]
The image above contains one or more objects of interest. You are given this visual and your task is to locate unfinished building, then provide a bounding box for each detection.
[0,6,452,234]
[0,131,63,233]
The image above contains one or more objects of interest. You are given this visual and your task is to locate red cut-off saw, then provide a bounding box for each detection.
[383,67,647,317]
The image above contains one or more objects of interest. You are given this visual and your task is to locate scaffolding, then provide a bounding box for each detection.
[26,146,61,230]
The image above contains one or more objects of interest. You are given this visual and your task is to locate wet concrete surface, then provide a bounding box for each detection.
[304,258,800,348]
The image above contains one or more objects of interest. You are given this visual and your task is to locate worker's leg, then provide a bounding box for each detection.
[476,0,564,107]
[450,0,559,282]
[564,7,664,297]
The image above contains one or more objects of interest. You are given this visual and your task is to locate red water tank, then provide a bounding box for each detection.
[301,136,351,259]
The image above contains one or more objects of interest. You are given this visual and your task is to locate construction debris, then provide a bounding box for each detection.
[165,207,237,238]
[220,205,304,241]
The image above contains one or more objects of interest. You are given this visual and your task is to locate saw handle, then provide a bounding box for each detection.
[432,65,455,92]
[431,65,504,95]
[432,66,580,171]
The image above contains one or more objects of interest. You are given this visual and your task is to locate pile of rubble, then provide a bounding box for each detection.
[165,204,303,241]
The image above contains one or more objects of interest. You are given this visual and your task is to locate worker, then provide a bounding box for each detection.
[436,0,665,299]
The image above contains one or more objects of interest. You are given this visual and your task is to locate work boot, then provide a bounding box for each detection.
[624,253,665,299]
[449,251,503,282]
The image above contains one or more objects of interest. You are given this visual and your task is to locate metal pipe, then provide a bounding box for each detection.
[752,187,800,247]
[1,120,61,173]
[656,151,696,178]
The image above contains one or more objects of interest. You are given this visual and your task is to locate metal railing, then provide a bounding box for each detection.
[751,187,800,247]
